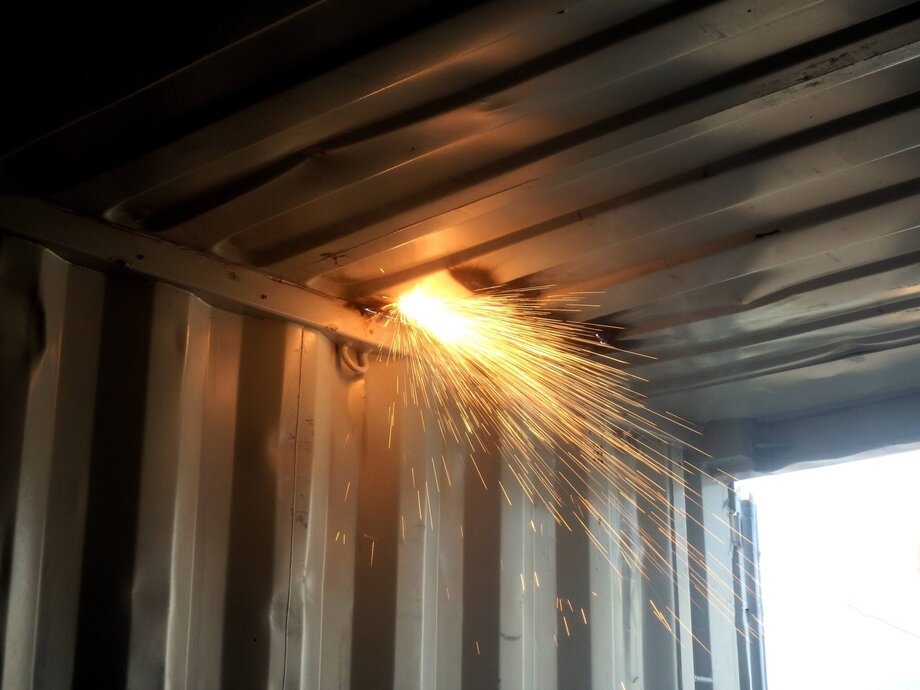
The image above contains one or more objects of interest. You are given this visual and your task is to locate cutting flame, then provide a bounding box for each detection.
[396,283,474,345]
[378,274,758,650]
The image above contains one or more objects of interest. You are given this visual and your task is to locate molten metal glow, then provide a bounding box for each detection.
[378,275,757,650]
[396,284,474,345]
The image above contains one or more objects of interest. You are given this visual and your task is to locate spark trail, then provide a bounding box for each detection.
[376,274,758,647]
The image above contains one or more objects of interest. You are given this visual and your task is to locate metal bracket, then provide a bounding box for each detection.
[339,343,369,376]
[0,194,387,350]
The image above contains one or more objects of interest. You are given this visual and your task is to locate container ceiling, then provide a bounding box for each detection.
[3,0,920,423]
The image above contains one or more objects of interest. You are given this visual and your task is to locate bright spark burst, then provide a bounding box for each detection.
[377,274,759,648]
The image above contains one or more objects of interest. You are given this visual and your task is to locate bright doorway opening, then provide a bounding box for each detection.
[736,449,920,690]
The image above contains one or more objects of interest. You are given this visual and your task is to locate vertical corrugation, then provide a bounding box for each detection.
[128,283,197,689]
[393,395,434,689]
[0,237,726,690]
[0,238,43,687]
[555,469,593,690]
[432,434,466,690]
[3,246,105,690]
[350,357,401,690]
[498,449,557,690]
[164,287,212,690]
[73,274,154,688]
[461,439,503,689]
[296,329,361,690]
[279,328,305,689]
[219,317,288,689]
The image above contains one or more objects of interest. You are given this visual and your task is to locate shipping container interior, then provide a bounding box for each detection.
[3,1,920,688]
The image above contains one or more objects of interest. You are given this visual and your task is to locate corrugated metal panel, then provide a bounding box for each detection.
[3,0,920,422]
[2,236,731,690]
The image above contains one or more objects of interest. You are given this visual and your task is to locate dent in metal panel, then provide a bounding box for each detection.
[291,329,361,690]
[219,316,297,688]
[127,283,209,688]
[161,287,212,689]
[2,244,105,689]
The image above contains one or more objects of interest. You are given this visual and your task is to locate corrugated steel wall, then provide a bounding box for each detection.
[0,235,741,690]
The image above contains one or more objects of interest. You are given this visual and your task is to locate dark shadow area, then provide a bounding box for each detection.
[0,237,45,681]
[684,466,714,689]
[0,0,489,193]
[73,275,153,689]
[219,319,288,689]
[556,471,593,690]
[350,381,400,690]
[461,448,502,690]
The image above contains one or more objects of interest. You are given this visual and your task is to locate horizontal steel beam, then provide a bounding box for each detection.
[755,390,920,471]
[700,390,920,474]
[0,194,385,350]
